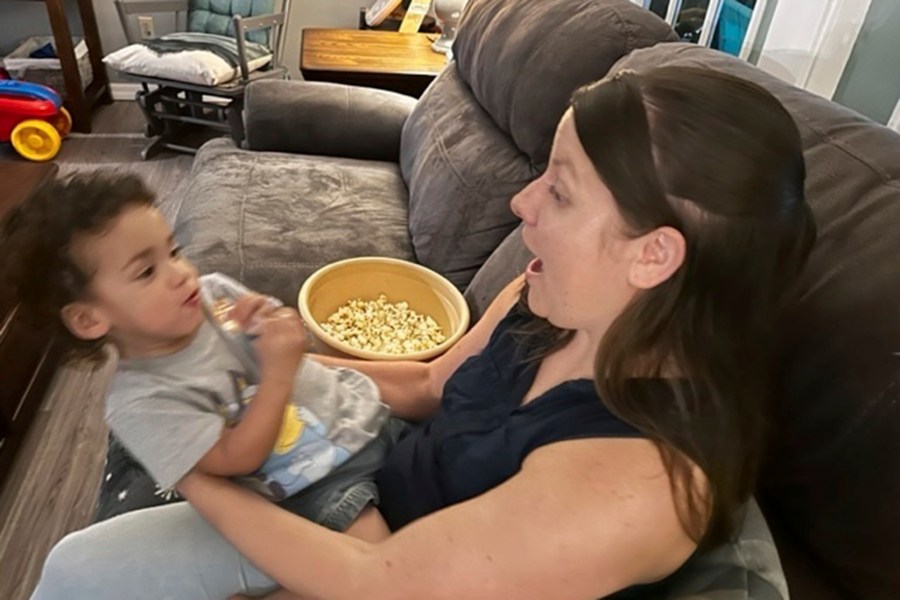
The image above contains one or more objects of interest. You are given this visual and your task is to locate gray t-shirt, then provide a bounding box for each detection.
[106,273,389,497]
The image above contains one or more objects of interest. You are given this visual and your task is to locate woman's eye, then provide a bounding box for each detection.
[171,245,182,258]
[549,185,565,204]
[137,266,154,280]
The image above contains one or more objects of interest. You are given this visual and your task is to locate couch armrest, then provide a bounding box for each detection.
[245,80,417,161]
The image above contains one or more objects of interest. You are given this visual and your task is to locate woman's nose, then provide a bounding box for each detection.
[510,179,539,224]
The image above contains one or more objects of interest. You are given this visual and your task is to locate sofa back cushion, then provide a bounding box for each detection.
[599,43,900,600]
[400,0,677,289]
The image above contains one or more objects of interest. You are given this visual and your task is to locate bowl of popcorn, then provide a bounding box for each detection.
[298,257,470,361]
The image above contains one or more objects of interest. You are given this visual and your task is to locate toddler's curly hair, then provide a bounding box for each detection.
[1,171,155,364]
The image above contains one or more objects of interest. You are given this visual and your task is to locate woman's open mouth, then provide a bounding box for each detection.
[526,258,544,276]
[184,289,200,306]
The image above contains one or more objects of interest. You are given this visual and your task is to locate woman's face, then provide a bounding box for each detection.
[510,110,643,338]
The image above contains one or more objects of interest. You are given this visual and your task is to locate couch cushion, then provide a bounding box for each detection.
[401,68,536,290]
[103,33,272,86]
[463,224,531,322]
[454,0,678,167]
[175,139,415,305]
[662,500,788,600]
[580,42,898,600]
[400,0,677,290]
[94,434,182,523]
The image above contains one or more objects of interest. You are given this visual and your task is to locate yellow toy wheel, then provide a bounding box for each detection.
[52,107,73,138]
[11,119,62,162]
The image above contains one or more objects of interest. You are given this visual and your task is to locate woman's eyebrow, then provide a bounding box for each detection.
[549,157,578,191]
[549,155,577,181]
[549,156,572,171]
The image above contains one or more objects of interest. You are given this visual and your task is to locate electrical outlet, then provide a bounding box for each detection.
[137,15,155,40]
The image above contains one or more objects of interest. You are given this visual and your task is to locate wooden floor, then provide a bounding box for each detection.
[0,102,202,599]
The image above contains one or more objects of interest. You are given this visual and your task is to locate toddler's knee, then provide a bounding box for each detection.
[30,529,94,599]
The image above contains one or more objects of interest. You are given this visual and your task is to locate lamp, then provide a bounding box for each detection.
[431,0,468,55]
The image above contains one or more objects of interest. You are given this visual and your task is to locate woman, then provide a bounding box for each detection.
[32,66,814,600]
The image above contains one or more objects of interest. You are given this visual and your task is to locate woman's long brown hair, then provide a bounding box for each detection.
[521,66,816,549]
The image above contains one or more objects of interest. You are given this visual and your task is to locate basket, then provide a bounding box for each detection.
[2,36,93,94]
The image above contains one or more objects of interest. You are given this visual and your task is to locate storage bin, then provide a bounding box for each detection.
[2,36,93,94]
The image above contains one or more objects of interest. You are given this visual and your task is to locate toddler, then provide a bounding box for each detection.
[2,171,393,553]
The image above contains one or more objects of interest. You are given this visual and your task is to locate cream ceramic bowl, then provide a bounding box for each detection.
[298,257,470,361]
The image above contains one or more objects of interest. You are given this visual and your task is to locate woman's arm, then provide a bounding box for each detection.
[309,275,525,421]
[178,435,700,600]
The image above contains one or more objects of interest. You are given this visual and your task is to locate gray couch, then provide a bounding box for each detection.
[119,0,898,598]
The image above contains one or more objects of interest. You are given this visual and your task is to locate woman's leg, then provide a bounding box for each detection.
[30,502,278,600]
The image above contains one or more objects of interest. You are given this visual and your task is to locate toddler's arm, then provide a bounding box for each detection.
[195,305,308,476]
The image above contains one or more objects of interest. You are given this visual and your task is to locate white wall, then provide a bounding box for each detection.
[754,0,872,98]
[755,0,831,86]
[95,0,129,53]
[803,0,872,99]
[0,1,83,55]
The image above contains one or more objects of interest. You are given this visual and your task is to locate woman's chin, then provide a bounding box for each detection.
[525,292,548,320]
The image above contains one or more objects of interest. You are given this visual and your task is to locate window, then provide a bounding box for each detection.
[638,0,764,57]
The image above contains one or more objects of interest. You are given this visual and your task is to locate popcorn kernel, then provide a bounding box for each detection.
[321,294,445,355]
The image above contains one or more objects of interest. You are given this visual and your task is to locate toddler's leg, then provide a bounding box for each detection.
[30,502,278,600]
[344,503,391,542]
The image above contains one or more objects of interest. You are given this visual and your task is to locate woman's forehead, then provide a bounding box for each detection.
[550,112,591,180]
[553,109,575,145]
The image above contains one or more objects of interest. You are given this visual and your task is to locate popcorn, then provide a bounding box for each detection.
[320,294,445,355]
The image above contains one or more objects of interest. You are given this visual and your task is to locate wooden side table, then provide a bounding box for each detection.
[300,28,449,98]
[0,161,63,489]
[13,0,113,133]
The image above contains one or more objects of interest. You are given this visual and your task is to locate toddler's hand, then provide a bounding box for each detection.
[231,293,278,335]
[253,308,308,382]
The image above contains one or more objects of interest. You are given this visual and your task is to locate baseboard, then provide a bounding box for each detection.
[110,82,142,101]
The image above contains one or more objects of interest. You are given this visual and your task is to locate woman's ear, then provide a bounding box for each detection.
[60,302,111,341]
[628,226,685,290]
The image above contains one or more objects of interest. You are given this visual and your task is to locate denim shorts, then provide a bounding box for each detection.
[276,417,411,531]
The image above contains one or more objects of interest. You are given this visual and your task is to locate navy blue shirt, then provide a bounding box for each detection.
[377,308,645,531]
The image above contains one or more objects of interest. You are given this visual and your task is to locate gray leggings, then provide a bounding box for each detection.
[30,501,278,600]
[31,421,407,600]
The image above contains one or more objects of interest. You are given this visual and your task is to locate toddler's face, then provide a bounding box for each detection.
[70,204,203,359]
